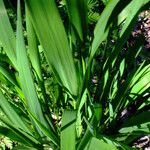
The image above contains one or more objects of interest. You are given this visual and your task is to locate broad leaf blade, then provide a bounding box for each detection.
[26,6,42,81]
[13,145,37,150]
[25,0,79,95]
[119,122,150,134]
[61,110,76,150]
[119,0,150,37]
[16,0,48,131]
[130,64,150,94]
[85,137,117,150]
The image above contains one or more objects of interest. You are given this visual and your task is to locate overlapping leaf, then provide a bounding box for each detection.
[85,137,117,150]
[0,0,17,68]
[0,90,30,134]
[16,0,48,131]
[65,0,87,41]
[25,0,79,95]
[26,6,42,81]
[61,110,76,150]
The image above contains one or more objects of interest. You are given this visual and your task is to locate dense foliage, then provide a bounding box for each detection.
[0,0,150,149]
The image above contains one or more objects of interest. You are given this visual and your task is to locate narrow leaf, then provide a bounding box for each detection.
[0,127,37,148]
[103,0,150,73]
[29,111,59,146]
[90,0,119,60]
[0,0,17,68]
[0,90,31,135]
[0,116,40,148]
[0,65,18,86]
[65,0,87,41]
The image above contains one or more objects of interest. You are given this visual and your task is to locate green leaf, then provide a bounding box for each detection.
[29,111,59,146]
[119,122,150,134]
[85,137,117,150]
[117,0,149,26]
[77,117,94,150]
[0,0,17,68]
[25,6,42,81]
[65,0,87,41]
[77,89,88,109]
[101,0,109,5]
[16,0,48,131]
[119,0,150,37]
[103,0,149,73]
[118,1,135,25]
[76,89,88,137]
[76,89,93,138]
[108,102,114,121]
[0,116,40,148]
[61,110,77,150]
[94,103,102,122]
[90,0,119,60]
[0,90,31,135]
[104,70,109,90]
[25,0,79,95]
[13,145,37,150]
[0,127,35,148]
[119,59,125,77]
[0,73,9,85]
[131,64,150,94]
[0,65,18,86]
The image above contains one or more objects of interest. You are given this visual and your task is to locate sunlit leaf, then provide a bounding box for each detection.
[25,0,80,95]
[61,110,76,150]
[0,0,17,68]
[16,0,48,132]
